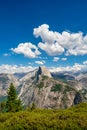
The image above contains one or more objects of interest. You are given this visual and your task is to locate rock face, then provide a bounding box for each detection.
[0,66,87,109]
[52,71,87,101]
[17,66,77,108]
[0,73,19,101]
[18,75,76,108]
[52,72,75,81]
[74,92,83,105]
[38,66,52,78]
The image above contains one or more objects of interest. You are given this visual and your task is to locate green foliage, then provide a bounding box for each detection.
[42,75,48,80]
[64,85,75,93]
[0,101,6,112]
[27,102,36,111]
[31,102,36,111]
[37,82,44,89]
[0,103,87,129]
[7,83,17,100]
[5,83,22,112]
[51,84,62,91]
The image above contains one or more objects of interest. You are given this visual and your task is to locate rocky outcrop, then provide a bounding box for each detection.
[38,66,52,78]
[74,92,83,105]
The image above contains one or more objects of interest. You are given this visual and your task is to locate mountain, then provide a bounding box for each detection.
[52,70,87,101]
[37,66,52,78]
[51,72,75,81]
[0,66,87,108]
[14,72,28,79]
[0,73,19,101]
[17,66,78,108]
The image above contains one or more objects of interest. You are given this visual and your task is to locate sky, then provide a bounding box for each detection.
[0,0,87,73]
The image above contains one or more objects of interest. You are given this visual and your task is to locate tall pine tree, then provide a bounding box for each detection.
[6,83,22,112]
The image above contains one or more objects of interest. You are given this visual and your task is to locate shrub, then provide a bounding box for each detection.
[37,82,44,89]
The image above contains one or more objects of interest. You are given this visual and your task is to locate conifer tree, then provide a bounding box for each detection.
[6,83,22,112]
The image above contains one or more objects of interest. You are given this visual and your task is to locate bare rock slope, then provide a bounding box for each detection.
[0,73,19,101]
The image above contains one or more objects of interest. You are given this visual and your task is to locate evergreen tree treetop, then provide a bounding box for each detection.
[6,83,22,112]
[7,83,17,101]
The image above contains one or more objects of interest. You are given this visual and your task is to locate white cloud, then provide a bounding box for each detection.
[34,24,64,56]
[0,64,35,73]
[11,42,41,58]
[61,58,67,61]
[33,24,87,56]
[49,63,87,73]
[83,60,87,65]
[38,42,64,56]
[66,46,87,56]
[35,60,46,65]
[53,57,60,62]
[34,24,60,43]
[58,31,83,49]
[38,57,48,59]
[0,61,87,74]
[28,62,34,65]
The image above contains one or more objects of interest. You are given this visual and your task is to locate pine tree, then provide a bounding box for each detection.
[6,83,22,112]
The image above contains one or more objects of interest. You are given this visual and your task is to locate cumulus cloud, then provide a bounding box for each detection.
[83,60,87,65]
[49,63,87,73]
[0,64,35,73]
[53,57,60,62]
[28,62,34,65]
[34,24,64,56]
[66,34,87,56]
[35,60,46,65]
[61,58,67,61]
[38,42,64,56]
[11,42,41,58]
[0,61,87,74]
[34,24,59,43]
[33,24,87,56]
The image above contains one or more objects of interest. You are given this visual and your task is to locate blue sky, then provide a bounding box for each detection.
[0,0,87,73]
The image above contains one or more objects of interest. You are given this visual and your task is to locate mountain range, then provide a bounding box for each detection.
[0,66,87,109]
